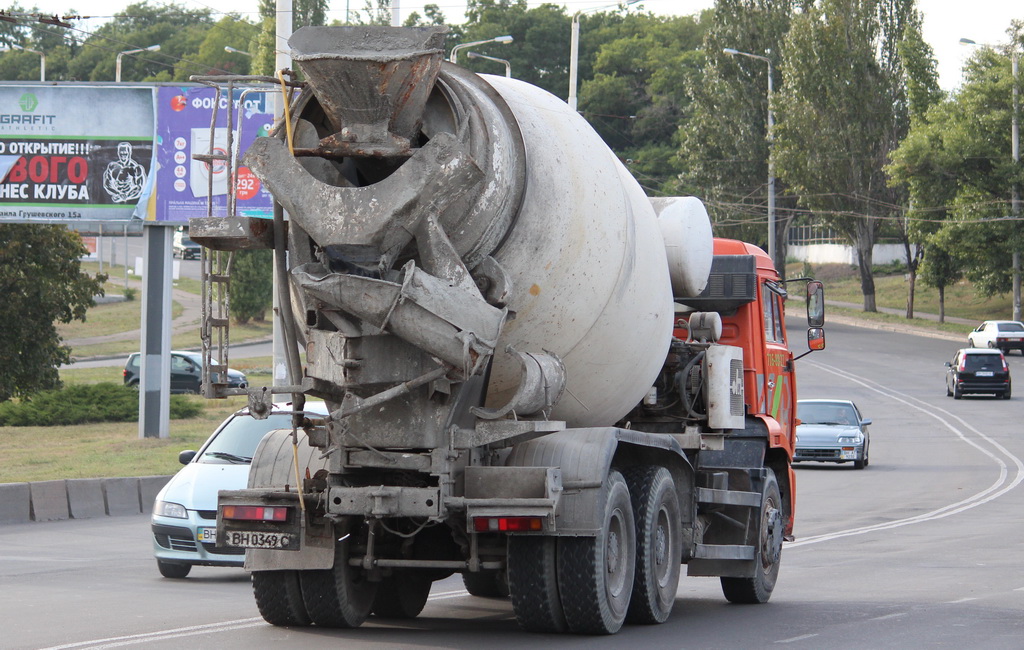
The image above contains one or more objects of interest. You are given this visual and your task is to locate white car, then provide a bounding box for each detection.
[151,401,327,578]
[967,320,1024,355]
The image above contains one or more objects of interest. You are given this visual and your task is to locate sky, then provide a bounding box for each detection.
[12,0,1024,90]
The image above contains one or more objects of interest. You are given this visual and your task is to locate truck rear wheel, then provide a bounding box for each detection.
[299,524,378,627]
[508,536,567,632]
[252,570,312,626]
[624,466,682,624]
[557,470,635,634]
[721,469,782,604]
[372,572,432,618]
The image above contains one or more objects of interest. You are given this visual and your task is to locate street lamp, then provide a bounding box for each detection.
[116,44,161,82]
[724,47,777,268]
[224,46,252,57]
[961,37,1021,321]
[568,0,641,112]
[2,44,45,81]
[467,51,511,78]
[450,35,513,65]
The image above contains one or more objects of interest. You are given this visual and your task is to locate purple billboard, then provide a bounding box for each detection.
[154,86,275,223]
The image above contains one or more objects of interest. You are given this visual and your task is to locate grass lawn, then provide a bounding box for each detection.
[0,362,274,483]
[792,261,1012,324]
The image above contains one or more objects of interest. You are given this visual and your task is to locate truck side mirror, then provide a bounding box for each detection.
[807,327,825,351]
[806,280,824,328]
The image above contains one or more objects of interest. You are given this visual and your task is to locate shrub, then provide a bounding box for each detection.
[0,383,202,426]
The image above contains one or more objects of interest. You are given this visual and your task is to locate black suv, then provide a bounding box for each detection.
[123,351,248,394]
[945,348,1011,399]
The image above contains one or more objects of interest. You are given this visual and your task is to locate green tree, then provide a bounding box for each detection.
[404,4,447,27]
[172,15,258,80]
[579,13,708,194]
[917,237,961,323]
[0,225,106,402]
[889,18,943,318]
[65,2,214,82]
[457,0,569,97]
[774,0,919,312]
[679,0,795,267]
[229,249,273,324]
[889,29,1023,301]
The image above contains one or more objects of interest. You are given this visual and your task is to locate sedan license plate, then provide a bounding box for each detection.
[840,449,857,460]
[225,530,293,550]
[976,371,994,377]
[198,527,216,543]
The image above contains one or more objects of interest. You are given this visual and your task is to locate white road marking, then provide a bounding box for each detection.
[789,362,1024,548]
[776,633,819,643]
[870,613,907,621]
[38,589,475,649]
[40,619,265,650]
[946,597,978,604]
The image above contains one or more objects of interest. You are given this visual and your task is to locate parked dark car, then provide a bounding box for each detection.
[794,399,871,469]
[173,236,202,260]
[123,351,247,394]
[945,348,1011,399]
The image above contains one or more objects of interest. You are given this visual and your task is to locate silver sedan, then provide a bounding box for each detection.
[794,399,871,470]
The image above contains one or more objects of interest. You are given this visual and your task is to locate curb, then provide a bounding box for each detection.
[1,475,172,525]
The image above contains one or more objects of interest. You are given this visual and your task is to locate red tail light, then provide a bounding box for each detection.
[221,505,288,522]
[1001,355,1008,371]
[473,516,544,533]
[958,359,967,372]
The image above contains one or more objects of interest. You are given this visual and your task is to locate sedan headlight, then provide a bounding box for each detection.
[837,435,863,444]
[154,500,188,519]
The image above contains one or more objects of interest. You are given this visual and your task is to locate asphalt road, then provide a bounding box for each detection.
[5,321,1023,649]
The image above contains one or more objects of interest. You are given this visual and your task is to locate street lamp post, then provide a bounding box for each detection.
[4,44,45,81]
[569,0,641,112]
[450,35,513,65]
[116,44,161,82]
[466,51,511,78]
[724,47,776,268]
[961,37,1021,321]
[224,46,252,57]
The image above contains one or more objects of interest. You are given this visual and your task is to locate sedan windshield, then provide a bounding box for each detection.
[197,412,296,464]
[798,402,857,425]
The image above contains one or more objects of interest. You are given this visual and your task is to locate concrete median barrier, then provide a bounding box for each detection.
[102,477,141,516]
[1,476,174,524]
[0,483,32,524]
[29,480,70,522]
[66,478,107,519]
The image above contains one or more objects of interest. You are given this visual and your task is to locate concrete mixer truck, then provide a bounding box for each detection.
[188,26,826,635]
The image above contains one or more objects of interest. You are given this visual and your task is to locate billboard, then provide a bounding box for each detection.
[0,86,155,223]
[153,86,276,223]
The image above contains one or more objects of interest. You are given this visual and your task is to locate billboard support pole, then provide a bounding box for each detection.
[138,224,173,439]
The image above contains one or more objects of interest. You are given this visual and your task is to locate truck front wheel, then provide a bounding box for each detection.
[721,469,782,604]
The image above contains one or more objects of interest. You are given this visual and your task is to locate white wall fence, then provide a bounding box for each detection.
[788,243,915,266]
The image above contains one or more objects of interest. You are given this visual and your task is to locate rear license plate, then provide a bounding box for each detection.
[976,371,994,377]
[198,527,216,543]
[225,530,293,549]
